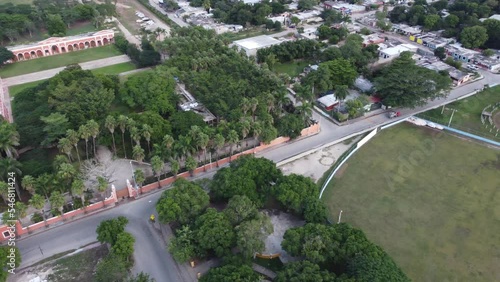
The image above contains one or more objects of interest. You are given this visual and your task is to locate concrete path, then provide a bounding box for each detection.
[2,55,131,86]
[112,16,141,46]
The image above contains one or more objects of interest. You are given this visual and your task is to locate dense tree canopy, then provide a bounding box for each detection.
[210,156,282,206]
[0,47,13,66]
[156,178,209,225]
[199,263,260,282]
[460,25,488,48]
[195,208,235,257]
[256,40,320,64]
[120,67,177,115]
[282,223,409,281]
[274,173,319,215]
[96,216,129,246]
[275,261,337,282]
[374,52,452,108]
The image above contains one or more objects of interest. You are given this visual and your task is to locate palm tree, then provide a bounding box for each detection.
[127,119,137,149]
[170,159,180,178]
[240,97,250,116]
[71,179,86,209]
[22,175,36,196]
[189,126,202,158]
[252,121,262,150]
[50,191,65,217]
[87,120,100,158]
[296,102,313,125]
[130,127,140,147]
[132,145,145,163]
[15,202,27,219]
[0,121,20,158]
[185,156,197,176]
[117,115,128,158]
[249,97,259,121]
[266,92,275,113]
[213,133,225,167]
[96,176,108,204]
[105,115,117,155]
[29,193,46,224]
[58,137,73,162]
[227,130,239,162]
[0,157,22,200]
[239,119,251,147]
[66,129,81,164]
[0,181,8,204]
[79,124,91,160]
[150,155,164,188]
[335,85,349,106]
[163,134,174,158]
[133,169,145,192]
[57,163,76,190]
[197,132,209,170]
[141,124,152,155]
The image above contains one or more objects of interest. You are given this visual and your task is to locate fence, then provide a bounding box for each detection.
[319,127,380,198]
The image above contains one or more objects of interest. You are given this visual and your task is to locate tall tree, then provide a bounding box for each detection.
[49,191,65,216]
[156,179,209,225]
[66,129,81,163]
[0,181,9,205]
[117,115,128,158]
[112,232,135,263]
[71,178,86,208]
[132,145,145,163]
[105,115,117,155]
[460,26,488,49]
[58,137,73,162]
[227,130,239,161]
[0,120,20,159]
[79,124,91,160]
[0,47,14,66]
[96,216,129,245]
[22,175,36,196]
[40,113,70,147]
[213,133,225,166]
[29,193,46,223]
[150,155,164,188]
[57,163,76,190]
[141,124,152,155]
[86,120,100,158]
[97,176,108,203]
[195,208,235,257]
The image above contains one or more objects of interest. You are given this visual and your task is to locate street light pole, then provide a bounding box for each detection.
[337,210,343,224]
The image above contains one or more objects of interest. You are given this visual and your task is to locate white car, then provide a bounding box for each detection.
[147,20,155,25]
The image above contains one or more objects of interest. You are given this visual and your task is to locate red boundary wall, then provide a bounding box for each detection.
[0,123,320,242]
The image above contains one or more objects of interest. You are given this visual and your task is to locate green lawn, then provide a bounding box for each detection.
[8,62,136,97]
[91,62,136,75]
[66,21,99,36]
[8,79,47,97]
[418,86,500,141]
[0,45,122,78]
[321,123,500,282]
[273,60,313,77]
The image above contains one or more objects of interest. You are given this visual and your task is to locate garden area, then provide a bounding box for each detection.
[418,85,500,141]
[0,45,123,78]
[321,123,500,281]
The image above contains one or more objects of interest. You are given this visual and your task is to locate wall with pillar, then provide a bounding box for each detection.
[7,30,115,62]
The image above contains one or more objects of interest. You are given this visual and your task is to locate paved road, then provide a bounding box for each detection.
[148,0,190,27]
[16,192,192,282]
[2,55,131,87]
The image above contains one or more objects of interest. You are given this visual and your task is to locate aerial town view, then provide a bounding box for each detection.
[0,0,498,281]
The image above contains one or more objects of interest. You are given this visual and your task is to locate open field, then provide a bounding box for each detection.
[0,45,122,78]
[321,123,500,282]
[8,62,136,97]
[273,60,313,77]
[418,86,500,141]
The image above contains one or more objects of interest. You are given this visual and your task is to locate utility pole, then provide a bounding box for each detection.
[448,109,457,127]
[337,210,343,224]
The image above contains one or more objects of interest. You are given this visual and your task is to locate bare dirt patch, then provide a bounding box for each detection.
[262,210,304,263]
[279,137,361,182]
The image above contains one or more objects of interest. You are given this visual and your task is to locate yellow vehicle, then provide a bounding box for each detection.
[150,214,155,222]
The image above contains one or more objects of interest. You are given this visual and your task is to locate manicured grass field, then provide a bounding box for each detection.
[273,60,313,77]
[418,86,500,141]
[321,123,500,282]
[0,45,122,78]
[8,62,136,97]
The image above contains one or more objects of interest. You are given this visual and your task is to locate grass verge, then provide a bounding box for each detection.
[321,122,500,281]
[417,85,500,141]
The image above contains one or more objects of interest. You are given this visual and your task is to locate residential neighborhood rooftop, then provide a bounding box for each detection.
[233,35,282,50]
